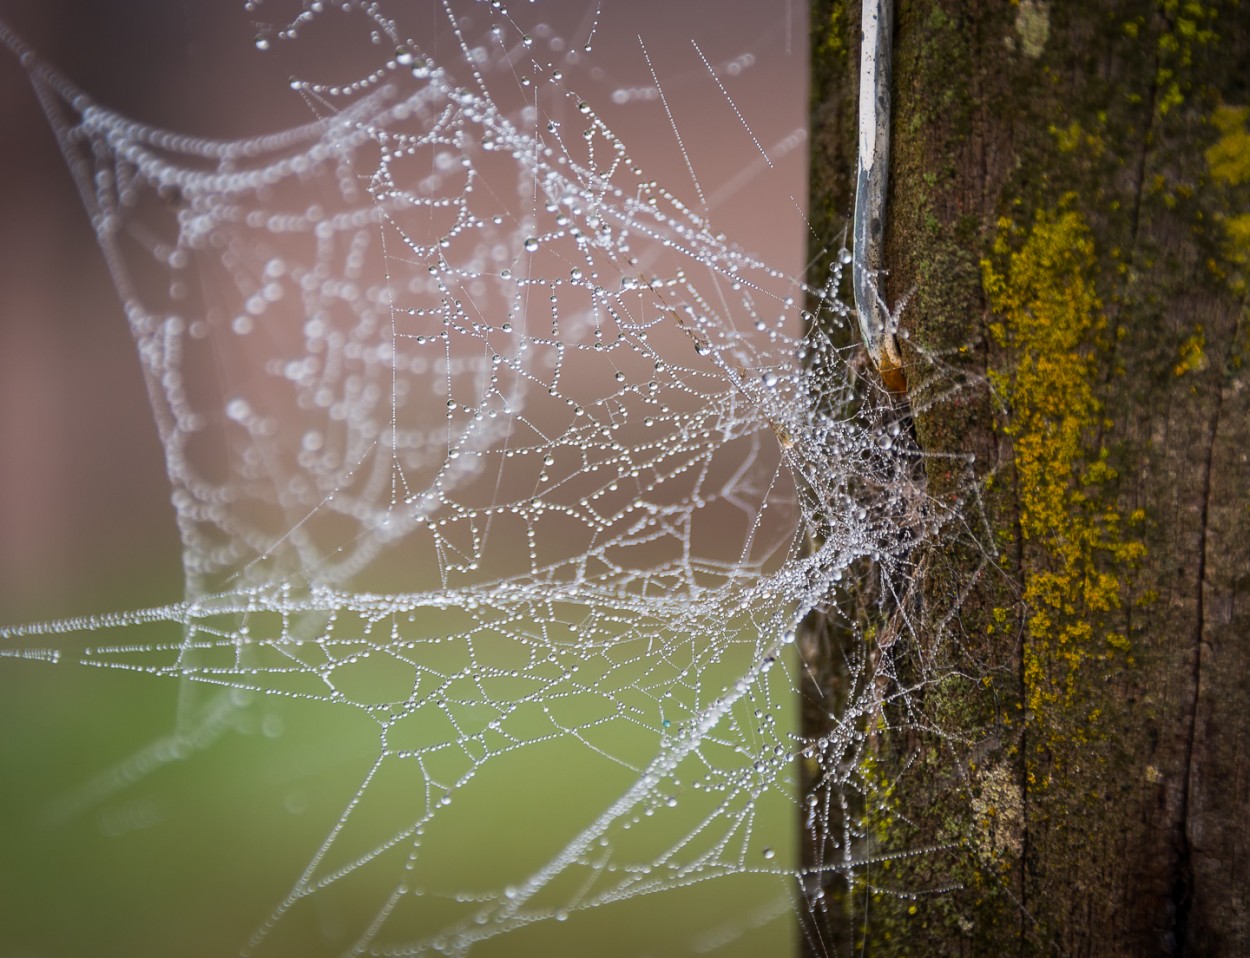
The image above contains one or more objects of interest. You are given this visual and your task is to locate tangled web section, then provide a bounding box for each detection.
[1,3,973,954]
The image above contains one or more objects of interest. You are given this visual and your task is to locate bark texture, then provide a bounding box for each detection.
[805,0,1250,954]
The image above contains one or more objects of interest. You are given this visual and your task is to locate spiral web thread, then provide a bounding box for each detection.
[0,3,979,954]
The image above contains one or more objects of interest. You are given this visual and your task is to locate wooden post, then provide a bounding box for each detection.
[806,0,1250,952]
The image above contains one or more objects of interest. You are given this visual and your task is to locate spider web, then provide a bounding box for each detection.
[0,3,974,955]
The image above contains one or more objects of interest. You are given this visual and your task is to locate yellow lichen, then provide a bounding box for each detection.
[816,0,848,63]
[981,206,1143,769]
[1205,103,1250,286]
[1049,119,1106,157]
[1205,105,1250,185]
[1174,327,1208,376]
[1152,0,1217,118]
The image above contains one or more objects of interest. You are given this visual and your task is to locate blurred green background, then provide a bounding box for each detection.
[0,613,801,956]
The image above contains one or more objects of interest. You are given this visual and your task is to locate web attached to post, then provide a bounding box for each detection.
[2,3,980,954]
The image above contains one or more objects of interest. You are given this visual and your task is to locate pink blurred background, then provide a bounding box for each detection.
[0,0,810,620]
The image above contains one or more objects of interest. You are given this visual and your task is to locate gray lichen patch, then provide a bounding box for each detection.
[1013,0,1050,59]
[971,761,1024,860]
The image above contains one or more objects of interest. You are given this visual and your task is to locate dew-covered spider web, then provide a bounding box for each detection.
[1,2,983,955]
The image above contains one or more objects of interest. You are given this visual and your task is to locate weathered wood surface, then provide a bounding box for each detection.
[805,1,1250,953]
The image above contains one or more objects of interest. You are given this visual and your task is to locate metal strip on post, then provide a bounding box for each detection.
[852,0,904,390]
